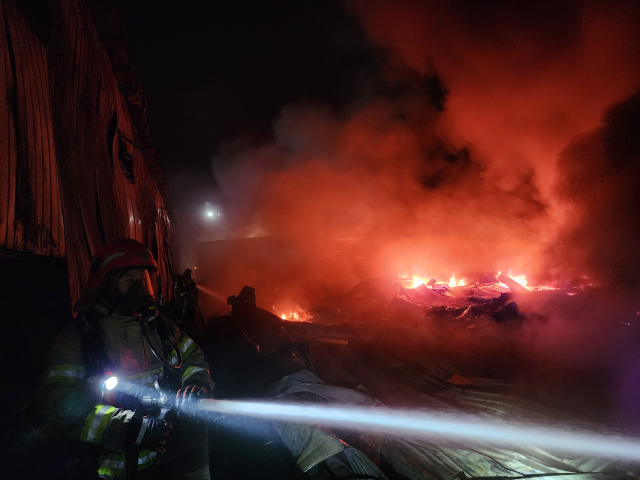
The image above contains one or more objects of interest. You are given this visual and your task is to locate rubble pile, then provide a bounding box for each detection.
[201,280,640,480]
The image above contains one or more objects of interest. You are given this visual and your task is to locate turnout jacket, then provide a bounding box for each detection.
[38,311,213,478]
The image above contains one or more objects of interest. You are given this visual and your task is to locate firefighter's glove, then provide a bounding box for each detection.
[174,385,209,418]
[131,416,172,454]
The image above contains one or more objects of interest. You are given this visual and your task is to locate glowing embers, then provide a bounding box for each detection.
[402,271,561,293]
[411,274,466,289]
[280,312,311,322]
[399,271,525,310]
[449,273,466,288]
[412,275,428,288]
[510,274,528,289]
[276,304,311,322]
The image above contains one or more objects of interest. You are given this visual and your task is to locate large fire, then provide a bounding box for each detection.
[196,1,640,330]
[267,270,563,324]
[405,271,542,292]
[186,8,640,474]
[510,275,528,289]
[412,274,466,289]
[204,0,640,303]
[277,307,311,323]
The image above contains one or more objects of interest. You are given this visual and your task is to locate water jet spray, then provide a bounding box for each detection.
[102,376,640,463]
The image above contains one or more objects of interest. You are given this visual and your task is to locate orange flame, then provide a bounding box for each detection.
[448,274,466,287]
[402,269,560,291]
[510,274,528,289]
[412,275,427,288]
[277,309,308,322]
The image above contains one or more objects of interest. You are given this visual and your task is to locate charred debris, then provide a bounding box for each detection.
[196,279,639,480]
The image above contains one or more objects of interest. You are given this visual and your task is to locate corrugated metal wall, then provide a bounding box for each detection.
[0,0,65,256]
[0,0,175,305]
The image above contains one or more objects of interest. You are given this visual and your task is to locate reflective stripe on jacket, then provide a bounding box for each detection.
[38,311,213,478]
[97,449,158,477]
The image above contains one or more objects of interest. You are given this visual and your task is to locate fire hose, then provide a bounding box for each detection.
[103,376,640,464]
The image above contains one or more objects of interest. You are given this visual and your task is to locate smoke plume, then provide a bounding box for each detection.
[208,0,640,308]
[552,90,640,285]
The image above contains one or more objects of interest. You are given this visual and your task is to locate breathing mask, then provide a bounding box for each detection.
[113,267,156,316]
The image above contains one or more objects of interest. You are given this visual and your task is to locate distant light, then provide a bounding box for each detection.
[105,376,118,391]
[205,202,221,219]
[193,267,197,270]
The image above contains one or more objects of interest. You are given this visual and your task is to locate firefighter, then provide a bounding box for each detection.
[38,238,213,479]
[174,268,200,335]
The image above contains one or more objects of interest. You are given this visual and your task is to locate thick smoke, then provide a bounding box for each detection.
[348,0,640,287]
[208,0,640,309]
[552,90,640,285]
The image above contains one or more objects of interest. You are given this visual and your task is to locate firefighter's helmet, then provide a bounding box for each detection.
[74,238,157,312]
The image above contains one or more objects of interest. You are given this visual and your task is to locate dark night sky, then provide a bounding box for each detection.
[120,0,381,234]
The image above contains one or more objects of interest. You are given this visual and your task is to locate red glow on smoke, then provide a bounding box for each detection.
[204,1,640,311]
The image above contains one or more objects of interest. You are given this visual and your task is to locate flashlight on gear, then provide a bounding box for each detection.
[101,375,122,403]
[101,374,121,406]
[104,375,118,391]
[101,375,173,411]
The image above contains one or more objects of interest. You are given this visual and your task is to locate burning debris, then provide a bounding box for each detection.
[204,2,640,311]
[392,273,541,324]
[275,273,546,326]
[200,282,640,480]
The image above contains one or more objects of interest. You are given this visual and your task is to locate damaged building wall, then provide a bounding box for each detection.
[0,0,65,257]
[0,0,175,304]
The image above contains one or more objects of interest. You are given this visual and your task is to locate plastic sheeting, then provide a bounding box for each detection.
[381,436,620,480]
[320,447,388,480]
[273,422,345,472]
[269,369,377,406]
[204,287,640,480]
[268,369,388,478]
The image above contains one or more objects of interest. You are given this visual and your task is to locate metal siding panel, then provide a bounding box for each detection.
[19,8,43,254]
[0,3,12,248]
[0,0,62,257]
[48,0,65,259]
[33,26,59,255]
[93,82,120,242]
[75,28,101,256]
[49,0,87,301]
[29,22,47,254]
[0,0,174,306]
[5,0,28,251]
